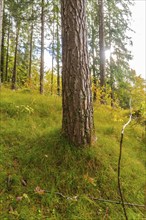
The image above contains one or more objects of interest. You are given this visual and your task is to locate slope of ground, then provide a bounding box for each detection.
[0,88,145,220]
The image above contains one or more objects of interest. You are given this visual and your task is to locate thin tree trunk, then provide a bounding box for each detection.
[5,15,10,82]
[99,0,106,102]
[11,25,19,90]
[28,26,33,81]
[0,2,5,83]
[40,0,45,94]
[92,25,97,101]
[0,0,3,81]
[108,3,114,107]
[51,15,55,95]
[61,0,94,146]
[56,5,60,96]
[28,6,34,82]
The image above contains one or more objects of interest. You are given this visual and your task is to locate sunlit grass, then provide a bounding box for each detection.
[0,88,145,219]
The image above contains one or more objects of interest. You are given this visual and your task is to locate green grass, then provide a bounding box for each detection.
[0,88,145,220]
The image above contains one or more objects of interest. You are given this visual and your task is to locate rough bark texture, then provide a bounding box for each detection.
[99,0,105,88]
[61,0,94,146]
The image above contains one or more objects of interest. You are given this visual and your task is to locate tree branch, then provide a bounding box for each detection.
[118,98,132,220]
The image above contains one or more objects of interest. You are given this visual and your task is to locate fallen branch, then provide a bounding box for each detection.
[43,190,145,208]
[89,197,145,208]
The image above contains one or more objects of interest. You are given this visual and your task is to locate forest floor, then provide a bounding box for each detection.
[0,88,145,220]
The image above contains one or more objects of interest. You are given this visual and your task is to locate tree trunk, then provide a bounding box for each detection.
[11,25,19,90]
[0,0,3,72]
[108,2,114,107]
[28,25,33,81]
[0,1,5,83]
[56,3,60,96]
[5,15,10,82]
[61,0,94,146]
[40,0,45,94]
[99,0,106,102]
[51,10,55,95]
[91,25,97,101]
[28,6,34,82]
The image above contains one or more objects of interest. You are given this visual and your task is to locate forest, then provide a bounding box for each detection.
[0,0,145,219]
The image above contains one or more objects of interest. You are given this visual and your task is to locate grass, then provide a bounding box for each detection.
[0,88,145,220]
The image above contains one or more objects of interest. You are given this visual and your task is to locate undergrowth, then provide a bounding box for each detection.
[0,88,145,220]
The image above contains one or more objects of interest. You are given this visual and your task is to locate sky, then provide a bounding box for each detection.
[45,1,146,79]
[129,0,146,79]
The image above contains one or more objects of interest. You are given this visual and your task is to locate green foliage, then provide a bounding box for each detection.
[0,88,145,219]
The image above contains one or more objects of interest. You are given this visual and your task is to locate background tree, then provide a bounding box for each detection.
[99,0,106,92]
[40,0,45,94]
[0,0,3,64]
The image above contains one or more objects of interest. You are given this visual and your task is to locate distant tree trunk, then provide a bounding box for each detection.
[28,26,33,81]
[5,15,10,82]
[99,0,106,102]
[40,0,45,94]
[110,61,115,107]
[108,3,114,107]
[0,0,3,81]
[28,6,34,82]
[56,6,60,96]
[0,2,5,83]
[61,0,94,146]
[91,25,97,101]
[0,0,3,46]
[11,25,19,90]
[51,13,55,95]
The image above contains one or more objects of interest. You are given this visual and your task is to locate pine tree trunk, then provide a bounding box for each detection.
[61,0,94,146]
[28,26,33,81]
[40,0,44,94]
[0,2,5,83]
[11,25,19,90]
[92,25,97,101]
[99,0,106,102]
[0,0,3,80]
[5,16,10,82]
[108,2,114,107]
[56,6,60,96]
[28,6,34,82]
[51,13,55,95]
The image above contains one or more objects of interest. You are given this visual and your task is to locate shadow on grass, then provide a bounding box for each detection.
[7,129,101,196]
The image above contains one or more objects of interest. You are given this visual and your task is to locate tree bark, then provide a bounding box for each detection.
[51,24,54,95]
[5,15,10,82]
[61,0,94,146]
[92,24,97,101]
[0,0,3,63]
[56,3,60,96]
[11,25,19,90]
[99,0,106,99]
[51,6,55,96]
[40,0,45,94]
[0,1,4,83]
[108,2,114,107]
[28,5,34,82]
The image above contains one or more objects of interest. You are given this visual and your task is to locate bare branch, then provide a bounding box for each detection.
[118,98,132,220]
